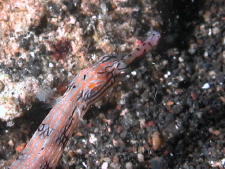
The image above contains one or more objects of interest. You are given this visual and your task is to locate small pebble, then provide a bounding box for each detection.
[0,80,5,92]
[208,28,212,36]
[101,162,109,169]
[89,133,97,144]
[219,96,225,103]
[204,51,208,57]
[166,101,174,106]
[125,162,133,169]
[137,153,144,162]
[202,83,210,89]
[67,150,76,158]
[178,56,184,62]
[222,158,225,168]
[8,140,14,147]
[208,128,221,136]
[151,131,163,151]
[222,51,225,58]
[188,43,197,54]
[49,62,54,68]
[164,71,171,78]
[212,26,220,34]
[131,71,137,76]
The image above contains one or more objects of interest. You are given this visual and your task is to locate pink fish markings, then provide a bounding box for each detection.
[9,31,160,169]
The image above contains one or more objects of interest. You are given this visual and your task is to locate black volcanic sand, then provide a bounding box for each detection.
[0,0,224,169]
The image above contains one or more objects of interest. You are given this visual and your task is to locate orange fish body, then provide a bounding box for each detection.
[9,31,160,169]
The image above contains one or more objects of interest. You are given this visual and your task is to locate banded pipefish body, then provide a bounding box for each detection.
[9,31,160,169]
